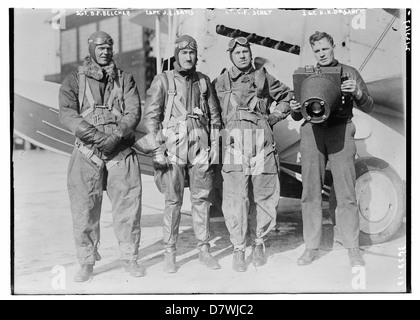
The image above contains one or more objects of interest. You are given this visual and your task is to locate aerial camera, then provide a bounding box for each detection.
[293,66,346,123]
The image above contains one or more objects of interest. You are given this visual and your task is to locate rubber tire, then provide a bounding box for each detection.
[329,157,406,245]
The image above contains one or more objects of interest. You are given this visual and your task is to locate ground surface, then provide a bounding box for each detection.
[12,150,407,295]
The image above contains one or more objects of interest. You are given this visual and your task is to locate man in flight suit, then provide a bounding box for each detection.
[59,31,144,282]
[290,31,374,267]
[213,37,292,272]
[140,35,222,273]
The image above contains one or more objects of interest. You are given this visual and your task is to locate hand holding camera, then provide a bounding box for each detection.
[290,99,302,113]
[341,79,362,99]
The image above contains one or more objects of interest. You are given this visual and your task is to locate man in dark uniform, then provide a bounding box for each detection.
[290,31,374,267]
[140,35,222,273]
[213,37,292,272]
[59,31,144,282]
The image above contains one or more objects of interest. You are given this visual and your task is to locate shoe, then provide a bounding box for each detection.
[124,260,146,277]
[252,244,266,267]
[297,249,320,266]
[74,264,93,282]
[199,251,221,270]
[348,248,366,267]
[163,251,177,273]
[232,249,246,272]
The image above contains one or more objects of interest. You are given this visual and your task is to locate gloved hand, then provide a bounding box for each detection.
[114,121,134,140]
[96,133,122,156]
[268,114,280,127]
[115,122,135,147]
[75,120,108,145]
[152,144,170,171]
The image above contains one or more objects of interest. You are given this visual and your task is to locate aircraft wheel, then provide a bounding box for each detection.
[329,157,406,245]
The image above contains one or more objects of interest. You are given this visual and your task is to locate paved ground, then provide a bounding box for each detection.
[12,150,408,295]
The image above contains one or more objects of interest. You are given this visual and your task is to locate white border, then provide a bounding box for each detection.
[4,0,418,300]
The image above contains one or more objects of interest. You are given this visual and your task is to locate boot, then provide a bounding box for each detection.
[232,249,246,272]
[297,249,320,266]
[252,243,266,267]
[74,264,94,282]
[199,251,221,270]
[348,248,366,267]
[163,251,177,273]
[124,260,146,277]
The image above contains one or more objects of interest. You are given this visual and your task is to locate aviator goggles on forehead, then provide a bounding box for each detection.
[88,37,114,46]
[175,40,197,50]
[227,37,250,50]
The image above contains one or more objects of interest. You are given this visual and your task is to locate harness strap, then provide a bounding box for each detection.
[106,147,133,170]
[84,79,97,108]
[222,71,241,124]
[106,70,123,111]
[76,140,133,170]
[75,141,104,167]
[79,74,123,120]
[78,67,86,109]
[223,68,268,124]
[197,72,207,97]
[162,70,179,129]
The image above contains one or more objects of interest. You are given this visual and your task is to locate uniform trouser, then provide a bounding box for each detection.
[154,163,213,252]
[221,171,279,251]
[67,148,142,265]
[300,121,359,249]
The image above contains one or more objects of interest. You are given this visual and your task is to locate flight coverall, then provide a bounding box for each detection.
[213,66,292,250]
[59,58,142,265]
[143,69,222,251]
[291,59,374,249]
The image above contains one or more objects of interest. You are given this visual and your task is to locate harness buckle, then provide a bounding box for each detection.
[92,114,99,126]
[85,148,94,158]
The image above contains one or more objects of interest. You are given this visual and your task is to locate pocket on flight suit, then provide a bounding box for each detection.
[191,147,211,173]
[238,110,259,125]
[165,122,189,165]
[261,151,279,174]
[222,146,243,173]
[68,149,102,199]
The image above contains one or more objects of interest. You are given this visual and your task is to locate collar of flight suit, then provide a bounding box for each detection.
[229,65,256,81]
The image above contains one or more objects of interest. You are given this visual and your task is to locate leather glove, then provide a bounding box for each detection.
[96,133,122,156]
[268,114,280,127]
[75,120,108,145]
[152,144,170,171]
[115,122,135,147]
[114,121,134,140]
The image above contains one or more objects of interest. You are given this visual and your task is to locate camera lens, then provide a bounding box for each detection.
[310,102,324,115]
